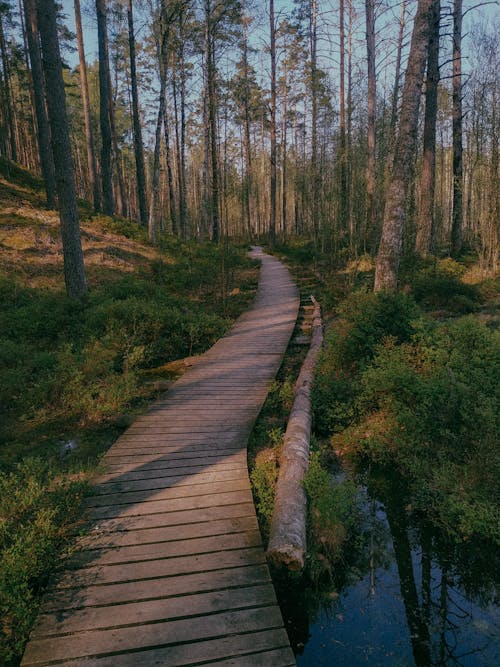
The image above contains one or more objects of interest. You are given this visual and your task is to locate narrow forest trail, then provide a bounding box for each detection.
[21,248,299,667]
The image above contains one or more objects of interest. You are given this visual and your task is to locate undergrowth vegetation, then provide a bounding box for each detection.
[268,240,498,578]
[314,288,499,544]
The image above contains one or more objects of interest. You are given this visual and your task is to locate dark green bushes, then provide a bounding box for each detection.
[0,241,255,462]
[314,288,499,544]
[0,459,88,664]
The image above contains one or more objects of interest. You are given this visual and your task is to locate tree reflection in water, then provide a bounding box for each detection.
[274,467,499,666]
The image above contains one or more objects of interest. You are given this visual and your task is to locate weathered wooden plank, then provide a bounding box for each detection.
[56,547,266,588]
[24,628,292,666]
[90,488,254,520]
[42,563,272,612]
[84,502,257,532]
[69,530,263,568]
[96,461,247,483]
[93,468,248,495]
[32,583,277,637]
[22,605,285,664]
[77,515,259,550]
[86,478,249,507]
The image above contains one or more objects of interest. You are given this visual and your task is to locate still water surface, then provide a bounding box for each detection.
[275,469,499,666]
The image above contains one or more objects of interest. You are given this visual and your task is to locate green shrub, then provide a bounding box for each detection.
[351,317,499,542]
[303,453,359,576]
[0,459,88,664]
[335,290,421,369]
[312,291,421,434]
[411,269,481,313]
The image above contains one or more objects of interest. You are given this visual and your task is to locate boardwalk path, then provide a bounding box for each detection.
[22,249,299,667]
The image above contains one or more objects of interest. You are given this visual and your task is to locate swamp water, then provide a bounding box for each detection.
[274,468,499,666]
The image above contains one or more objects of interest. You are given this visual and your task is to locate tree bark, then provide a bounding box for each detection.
[339,0,348,232]
[74,0,100,213]
[127,0,148,226]
[0,12,17,162]
[267,297,323,570]
[374,0,435,292]
[23,0,56,208]
[450,0,463,257]
[36,0,87,298]
[365,0,376,239]
[96,0,114,215]
[310,0,319,242]
[416,0,440,256]
[204,0,219,242]
[269,0,277,244]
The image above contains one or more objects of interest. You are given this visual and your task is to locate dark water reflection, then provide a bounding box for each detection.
[275,468,499,666]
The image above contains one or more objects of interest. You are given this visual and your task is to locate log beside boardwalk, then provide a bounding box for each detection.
[267,297,323,571]
[21,248,299,667]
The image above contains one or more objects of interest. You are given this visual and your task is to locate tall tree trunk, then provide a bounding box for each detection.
[36,0,87,298]
[74,0,100,212]
[416,0,440,255]
[339,0,348,232]
[450,0,463,256]
[374,0,435,292]
[269,0,277,244]
[23,0,56,208]
[127,0,148,226]
[365,0,376,240]
[108,64,126,217]
[281,58,288,240]
[205,1,219,242]
[177,8,187,238]
[163,63,177,236]
[389,0,407,153]
[0,12,17,162]
[242,12,253,239]
[310,0,319,242]
[96,0,114,215]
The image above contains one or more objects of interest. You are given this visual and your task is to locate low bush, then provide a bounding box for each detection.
[411,268,481,313]
[324,315,499,543]
[303,453,360,578]
[0,459,88,664]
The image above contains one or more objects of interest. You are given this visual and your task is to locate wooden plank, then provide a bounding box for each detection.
[77,516,259,550]
[24,628,292,666]
[84,502,257,532]
[56,547,266,588]
[69,530,263,567]
[85,478,249,508]
[22,606,285,664]
[32,583,277,637]
[90,488,254,520]
[92,468,248,495]
[43,563,272,612]
[96,462,247,483]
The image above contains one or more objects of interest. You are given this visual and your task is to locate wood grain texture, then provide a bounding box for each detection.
[21,248,298,666]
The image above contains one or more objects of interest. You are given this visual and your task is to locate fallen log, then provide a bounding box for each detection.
[266,295,323,570]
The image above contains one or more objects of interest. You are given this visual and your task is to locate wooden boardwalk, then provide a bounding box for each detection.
[22,249,299,667]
